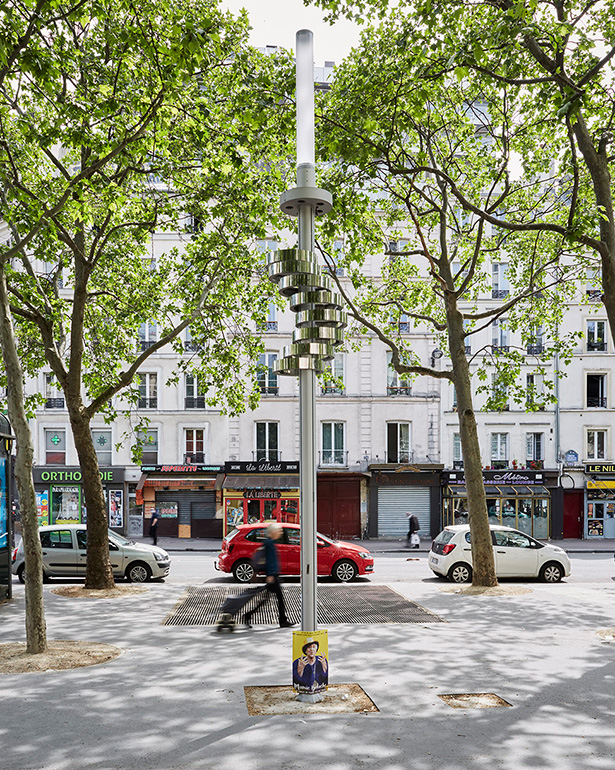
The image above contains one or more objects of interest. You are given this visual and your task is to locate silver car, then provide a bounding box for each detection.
[11,524,170,583]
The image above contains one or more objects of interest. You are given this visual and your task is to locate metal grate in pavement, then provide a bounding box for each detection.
[162,585,444,626]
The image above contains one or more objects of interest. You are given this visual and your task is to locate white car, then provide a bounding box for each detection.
[11,524,171,583]
[429,525,571,583]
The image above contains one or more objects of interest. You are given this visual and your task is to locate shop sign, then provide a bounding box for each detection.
[225,461,299,474]
[373,472,437,486]
[158,502,178,518]
[243,489,282,498]
[141,464,223,473]
[586,463,615,474]
[447,470,543,485]
[35,467,125,483]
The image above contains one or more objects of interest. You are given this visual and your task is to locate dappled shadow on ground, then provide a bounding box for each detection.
[1,581,614,770]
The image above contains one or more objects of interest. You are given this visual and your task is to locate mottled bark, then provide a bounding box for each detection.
[0,266,48,652]
[446,293,498,587]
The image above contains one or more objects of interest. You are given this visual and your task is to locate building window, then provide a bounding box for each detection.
[587,429,606,460]
[526,373,545,411]
[490,433,509,469]
[185,374,206,409]
[388,239,409,265]
[92,429,112,466]
[453,433,463,468]
[185,428,206,464]
[260,303,278,332]
[587,320,607,352]
[45,429,66,464]
[184,328,201,353]
[328,239,345,276]
[138,373,158,409]
[587,373,607,408]
[586,267,602,301]
[491,374,509,411]
[257,353,278,395]
[138,429,158,464]
[452,385,458,412]
[321,422,345,466]
[138,321,157,351]
[256,422,279,461]
[492,262,509,298]
[322,353,345,395]
[491,318,509,352]
[526,433,544,468]
[386,352,411,395]
[398,313,410,334]
[527,325,545,355]
[387,422,411,463]
[45,373,65,409]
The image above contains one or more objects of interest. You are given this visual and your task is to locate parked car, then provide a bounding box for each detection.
[11,524,171,583]
[429,524,571,583]
[215,522,374,583]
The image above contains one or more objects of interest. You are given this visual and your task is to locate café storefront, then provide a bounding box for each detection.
[443,469,558,540]
[222,461,300,537]
[585,463,615,539]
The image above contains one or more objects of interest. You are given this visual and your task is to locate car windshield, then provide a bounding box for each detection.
[316,532,336,545]
[108,531,133,546]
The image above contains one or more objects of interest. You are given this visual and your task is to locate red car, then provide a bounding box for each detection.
[215,523,375,583]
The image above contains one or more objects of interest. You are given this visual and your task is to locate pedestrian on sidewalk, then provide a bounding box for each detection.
[244,522,295,629]
[405,513,420,548]
[149,509,159,546]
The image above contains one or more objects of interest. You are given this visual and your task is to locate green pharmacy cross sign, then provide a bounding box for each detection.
[50,434,62,445]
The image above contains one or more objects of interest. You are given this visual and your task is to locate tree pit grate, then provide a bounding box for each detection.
[162,585,445,626]
[439,693,512,709]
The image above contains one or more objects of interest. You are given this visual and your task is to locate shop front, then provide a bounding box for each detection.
[317,473,366,540]
[585,463,615,539]
[0,414,14,602]
[443,469,558,539]
[369,467,442,539]
[222,461,300,536]
[137,464,223,539]
[33,466,126,532]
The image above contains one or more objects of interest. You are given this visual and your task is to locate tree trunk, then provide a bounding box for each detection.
[0,266,48,652]
[446,294,498,587]
[68,407,114,590]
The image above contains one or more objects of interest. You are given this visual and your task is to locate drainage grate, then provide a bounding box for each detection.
[162,585,444,626]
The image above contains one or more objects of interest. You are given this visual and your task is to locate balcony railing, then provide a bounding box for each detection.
[258,321,279,332]
[387,386,412,396]
[525,459,544,469]
[45,398,65,409]
[464,345,471,355]
[587,289,603,302]
[453,460,464,469]
[137,397,158,409]
[587,396,607,408]
[490,460,509,469]
[259,385,279,396]
[184,341,202,353]
[319,450,348,467]
[492,289,509,299]
[385,451,414,464]
[185,397,206,409]
[491,344,509,353]
[184,452,206,464]
[321,386,345,395]
[253,450,281,461]
[526,344,545,355]
[138,340,157,351]
[398,322,410,333]
[588,341,607,352]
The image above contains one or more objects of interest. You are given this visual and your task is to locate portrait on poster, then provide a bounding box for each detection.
[108,489,124,528]
[292,630,328,694]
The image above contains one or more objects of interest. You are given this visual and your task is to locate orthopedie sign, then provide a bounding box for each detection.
[34,466,125,483]
[224,461,299,474]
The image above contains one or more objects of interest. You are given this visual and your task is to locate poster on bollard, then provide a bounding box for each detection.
[292,630,328,694]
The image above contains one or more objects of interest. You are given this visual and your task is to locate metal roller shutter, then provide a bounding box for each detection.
[378,487,431,537]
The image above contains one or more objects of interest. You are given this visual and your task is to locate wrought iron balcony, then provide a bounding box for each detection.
[587,341,607,352]
[587,396,607,408]
[387,386,412,396]
[492,289,509,299]
[253,450,281,461]
[385,451,414,464]
[319,450,348,467]
[321,385,345,395]
[526,344,544,354]
[185,397,206,409]
[491,344,509,353]
[184,452,206,464]
[490,460,509,469]
[258,321,279,332]
[259,385,279,396]
[45,398,65,409]
[137,397,158,409]
[138,340,157,351]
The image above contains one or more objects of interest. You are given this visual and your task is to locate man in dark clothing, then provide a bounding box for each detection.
[405,513,420,548]
[244,522,295,628]
[149,510,159,546]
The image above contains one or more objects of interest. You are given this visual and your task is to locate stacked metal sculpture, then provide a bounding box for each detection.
[266,248,347,376]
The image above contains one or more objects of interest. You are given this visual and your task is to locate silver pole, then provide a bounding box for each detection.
[296,30,318,634]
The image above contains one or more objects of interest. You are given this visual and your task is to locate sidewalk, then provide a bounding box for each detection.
[141,534,615,554]
[2,569,614,770]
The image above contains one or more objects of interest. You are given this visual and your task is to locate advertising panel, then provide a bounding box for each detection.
[36,489,49,526]
[0,457,7,549]
[52,485,81,524]
[292,630,329,695]
[108,489,124,528]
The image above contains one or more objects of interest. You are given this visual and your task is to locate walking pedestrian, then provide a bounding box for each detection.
[405,513,420,548]
[149,509,159,546]
[244,522,295,628]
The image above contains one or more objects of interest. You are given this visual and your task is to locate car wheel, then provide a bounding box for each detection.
[540,562,564,583]
[332,559,358,583]
[232,559,255,583]
[17,564,25,584]
[125,561,152,583]
[448,562,472,583]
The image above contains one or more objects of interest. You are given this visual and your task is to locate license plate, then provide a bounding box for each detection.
[429,556,439,566]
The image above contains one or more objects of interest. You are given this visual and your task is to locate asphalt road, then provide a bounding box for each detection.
[162,551,615,585]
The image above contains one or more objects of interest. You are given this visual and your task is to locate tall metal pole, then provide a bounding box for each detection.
[296,30,318,632]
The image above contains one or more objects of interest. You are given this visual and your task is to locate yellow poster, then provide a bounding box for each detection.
[292,630,328,694]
